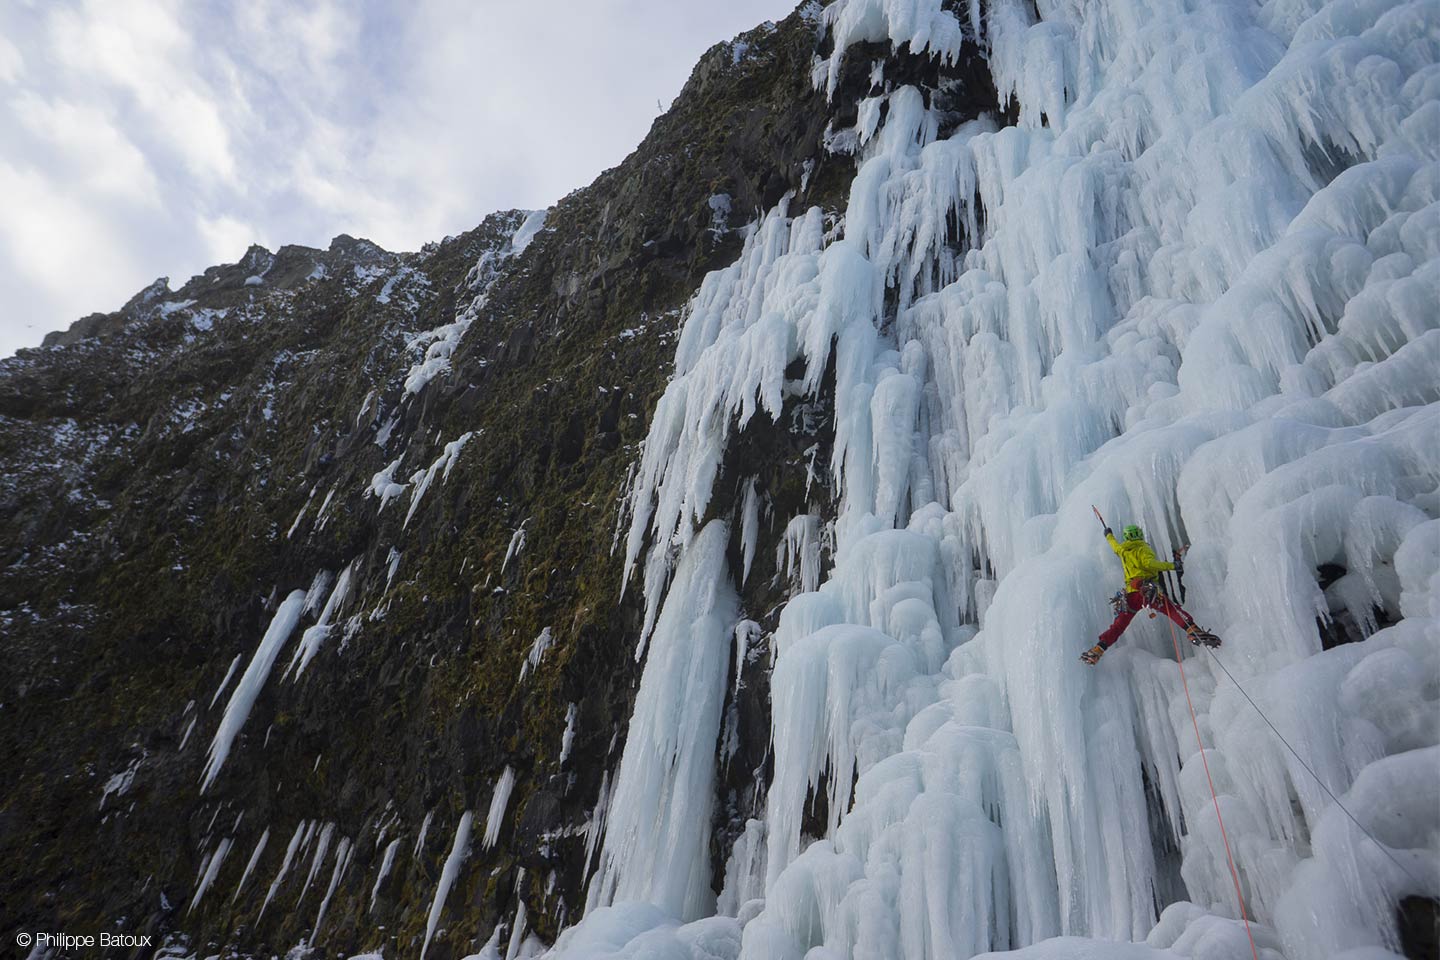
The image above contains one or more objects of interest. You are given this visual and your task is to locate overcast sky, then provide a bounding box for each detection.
[0,0,798,357]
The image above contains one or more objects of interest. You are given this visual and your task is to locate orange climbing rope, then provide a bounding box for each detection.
[1088,505,1259,957]
[1164,615,1262,960]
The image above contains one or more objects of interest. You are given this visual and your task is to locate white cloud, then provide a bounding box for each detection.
[0,160,148,355]
[46,0,239,186]
[0,0,798,357]
[11,92,161,205]
[0,33,23,84]
[198,214,262,267]
[0,162,140,290]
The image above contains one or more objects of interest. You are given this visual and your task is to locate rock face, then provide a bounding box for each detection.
[0,5,994,956]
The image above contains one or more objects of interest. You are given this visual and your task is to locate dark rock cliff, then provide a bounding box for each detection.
[0,4,998,956]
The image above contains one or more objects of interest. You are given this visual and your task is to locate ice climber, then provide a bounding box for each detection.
[1081,522,1220,665]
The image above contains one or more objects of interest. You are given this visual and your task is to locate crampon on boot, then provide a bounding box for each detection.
[1186,625,1221,648]
[1080,644,1106,665]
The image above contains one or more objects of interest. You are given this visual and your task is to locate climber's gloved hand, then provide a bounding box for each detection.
[1104,527,1113,537]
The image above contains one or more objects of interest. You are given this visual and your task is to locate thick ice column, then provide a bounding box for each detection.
[588,520,739,921]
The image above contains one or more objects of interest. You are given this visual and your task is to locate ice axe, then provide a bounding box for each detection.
[1092,506,1107,531]
[1169,543,1188,602]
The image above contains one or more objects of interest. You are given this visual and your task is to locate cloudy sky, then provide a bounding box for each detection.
[0,0,797,357]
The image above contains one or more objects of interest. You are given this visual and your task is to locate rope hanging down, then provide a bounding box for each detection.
[1089,505,1257,949]
[1162,613,1263,960]
[1160,565,1428,891]
[1203,648,1430,891]
[1092,505,1420,945]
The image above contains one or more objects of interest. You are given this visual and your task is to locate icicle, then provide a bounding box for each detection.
[287,485,317,539]
[202,591,307,792]
[421,812,473,960]
[231,828,269,904]
[296,821,335,906]
[188,837,232,914]
[414,808,434,859]
[405,431,474,528]
[286,561,356,679]
[505,870,530,960]
[740,478,761,584]
[367,457,408,510]
[519,628,554,682]
[733,620,761,694]
[387,547,403,587]
[484,767,517,849]
[503,521,529,572]
[260,821,307,919]
[560,703,578,767]
[311,837,352,939]
[371,837,400,913]
[209,655,242,709]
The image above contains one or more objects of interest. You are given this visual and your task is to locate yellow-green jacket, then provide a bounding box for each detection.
[1107,532,1175,588]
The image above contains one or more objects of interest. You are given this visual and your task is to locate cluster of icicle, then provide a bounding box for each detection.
[546,0,1439,958]
[186,216,540,948]
[404,208,547,395]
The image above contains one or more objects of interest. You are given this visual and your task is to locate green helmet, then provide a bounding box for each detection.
[1123,524,1144,541]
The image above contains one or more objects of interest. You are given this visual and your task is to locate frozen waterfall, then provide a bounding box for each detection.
[550,0,1440,958]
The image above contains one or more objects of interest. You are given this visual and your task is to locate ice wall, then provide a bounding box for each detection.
[557,0,1438,958]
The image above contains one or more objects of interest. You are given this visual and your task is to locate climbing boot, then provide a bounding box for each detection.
[1080,644,1106,665]
[1187,625,1221,648]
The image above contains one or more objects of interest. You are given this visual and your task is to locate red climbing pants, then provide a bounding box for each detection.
[1099,580,1193,649]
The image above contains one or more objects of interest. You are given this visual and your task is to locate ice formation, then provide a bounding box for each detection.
[414,809,434,859]
[298,821,336,905]
[555,1,1440,958]
[371,838,400,912]
[209,653,242,709]
[287,486,317,539]
[99,752,143,811]
[201,591,307,792]
[587,521,740,920]
[260,821,309,919]
[422,811,474,960]
[405,210,547,395]
[188,837,232,914]
[367,457,409,510]
[507,869,534,960]
[560,703,579,767]
[312,836,353,939]
[286,562,355,680]
[485,766,518,849]
[405,431,474,529]
[504,521,529,573]
[520,628,556,682]
[232,827,269,904]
